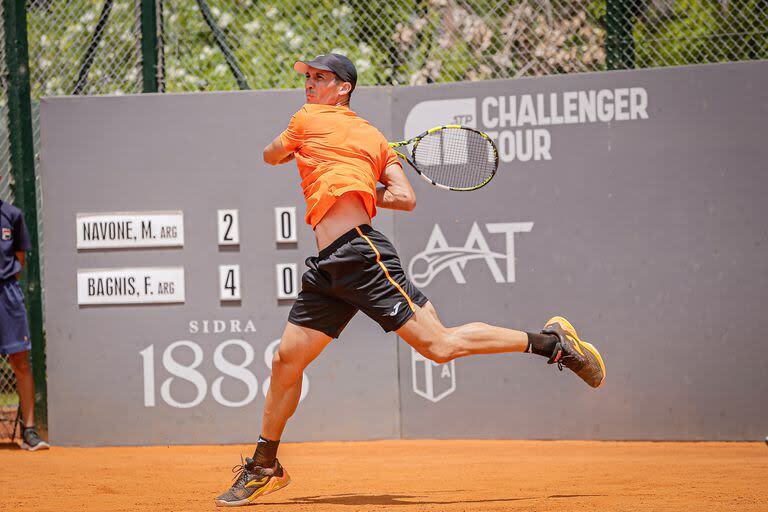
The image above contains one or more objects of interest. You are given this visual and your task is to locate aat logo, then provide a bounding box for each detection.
[408,222,534,288]
[411,348,456,403]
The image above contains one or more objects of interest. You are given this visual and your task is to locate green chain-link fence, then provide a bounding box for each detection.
[28,0,143,97]
[161,1,597,90]
[22,0,768,96]
[613,0,768,69]
[0,2,11,203]
[0,0,765,438]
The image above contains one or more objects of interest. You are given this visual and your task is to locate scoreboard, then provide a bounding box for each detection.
[74,208,301,306]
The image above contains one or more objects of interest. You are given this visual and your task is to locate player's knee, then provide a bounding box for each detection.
[271,349,302,384]
[271,350,289,375]
[407,327,460,363]
[421,340,457,364]
[428,352,454,364]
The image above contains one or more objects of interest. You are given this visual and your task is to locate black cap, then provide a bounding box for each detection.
[294,53,357,92]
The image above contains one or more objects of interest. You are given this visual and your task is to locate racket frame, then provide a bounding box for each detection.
[389,124,499,191]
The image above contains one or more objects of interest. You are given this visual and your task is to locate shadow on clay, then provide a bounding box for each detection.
[269,492,604,506]
[0,441,21,451]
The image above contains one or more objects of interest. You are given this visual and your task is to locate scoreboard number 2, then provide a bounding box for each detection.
[219,264,241,301]
[218,209,240,245]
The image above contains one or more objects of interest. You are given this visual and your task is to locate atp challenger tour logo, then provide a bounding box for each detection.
[408,222,533,288]
[404,87,649,162]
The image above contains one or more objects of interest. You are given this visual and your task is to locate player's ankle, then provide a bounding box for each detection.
[253,435,280,467]
[525,332,559,358]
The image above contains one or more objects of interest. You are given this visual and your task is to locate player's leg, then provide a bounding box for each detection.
[396,301,529,361]
[214,321,332,507]
[397,303,605,388]
[216,256,357,507]
[261,322,332,441]
[339,227,605,388]
[1,279,48,450]
[8,350,34,427]
[340,227,550,361]
[8,351,48,450]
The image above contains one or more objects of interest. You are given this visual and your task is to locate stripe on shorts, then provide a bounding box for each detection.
[355,226,416,312]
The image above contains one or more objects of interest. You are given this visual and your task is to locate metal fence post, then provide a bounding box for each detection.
[73,0,115,95]
[195,0,250,90]
[606,0,636,70]
[140,0,159,92]
[2,0,47,433]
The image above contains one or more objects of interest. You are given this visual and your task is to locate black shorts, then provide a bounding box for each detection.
[288,224,428,338]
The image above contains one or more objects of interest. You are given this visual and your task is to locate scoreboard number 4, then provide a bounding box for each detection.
[219,264,241,301]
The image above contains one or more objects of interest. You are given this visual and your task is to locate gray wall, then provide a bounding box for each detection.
[40,89,400,446]
[391,61,768,441]
[40,61,768,445]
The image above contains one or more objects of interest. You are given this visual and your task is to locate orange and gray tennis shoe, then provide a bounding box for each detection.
[215,456,290,507]
[20,427,50,451]
[542,316,605,388]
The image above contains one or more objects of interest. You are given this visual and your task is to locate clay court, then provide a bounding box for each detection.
[1,440,765,511]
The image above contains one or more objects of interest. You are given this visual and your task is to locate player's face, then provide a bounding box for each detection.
[304,68,349,105]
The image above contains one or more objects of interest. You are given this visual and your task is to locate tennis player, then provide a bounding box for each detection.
[0,186,49,451]
[215,53,605,506]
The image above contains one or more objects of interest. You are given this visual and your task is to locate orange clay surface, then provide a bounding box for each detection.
[1,440,766,511]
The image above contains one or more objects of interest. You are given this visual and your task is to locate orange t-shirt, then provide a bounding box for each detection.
[279,104,401,228]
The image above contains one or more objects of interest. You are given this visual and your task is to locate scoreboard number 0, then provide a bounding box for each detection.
[274,207,297,243]
[276,263,298,299]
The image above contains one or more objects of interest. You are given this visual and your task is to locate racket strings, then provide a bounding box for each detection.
[412,128,496,189]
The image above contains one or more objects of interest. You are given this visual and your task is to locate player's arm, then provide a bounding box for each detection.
[264,109,304,166]
[263,136,295,166]
[377,163,416,211]
[14,212,30,279]
[15,251,25,279]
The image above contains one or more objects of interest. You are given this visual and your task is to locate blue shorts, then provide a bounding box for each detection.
[0,278,31,355]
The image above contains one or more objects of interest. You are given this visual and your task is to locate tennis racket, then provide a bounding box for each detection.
[390,125,499,191]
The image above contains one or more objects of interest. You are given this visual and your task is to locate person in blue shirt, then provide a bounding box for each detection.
[0,179,48,451]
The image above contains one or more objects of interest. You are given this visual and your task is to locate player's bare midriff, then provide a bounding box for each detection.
[313,192,371,251]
